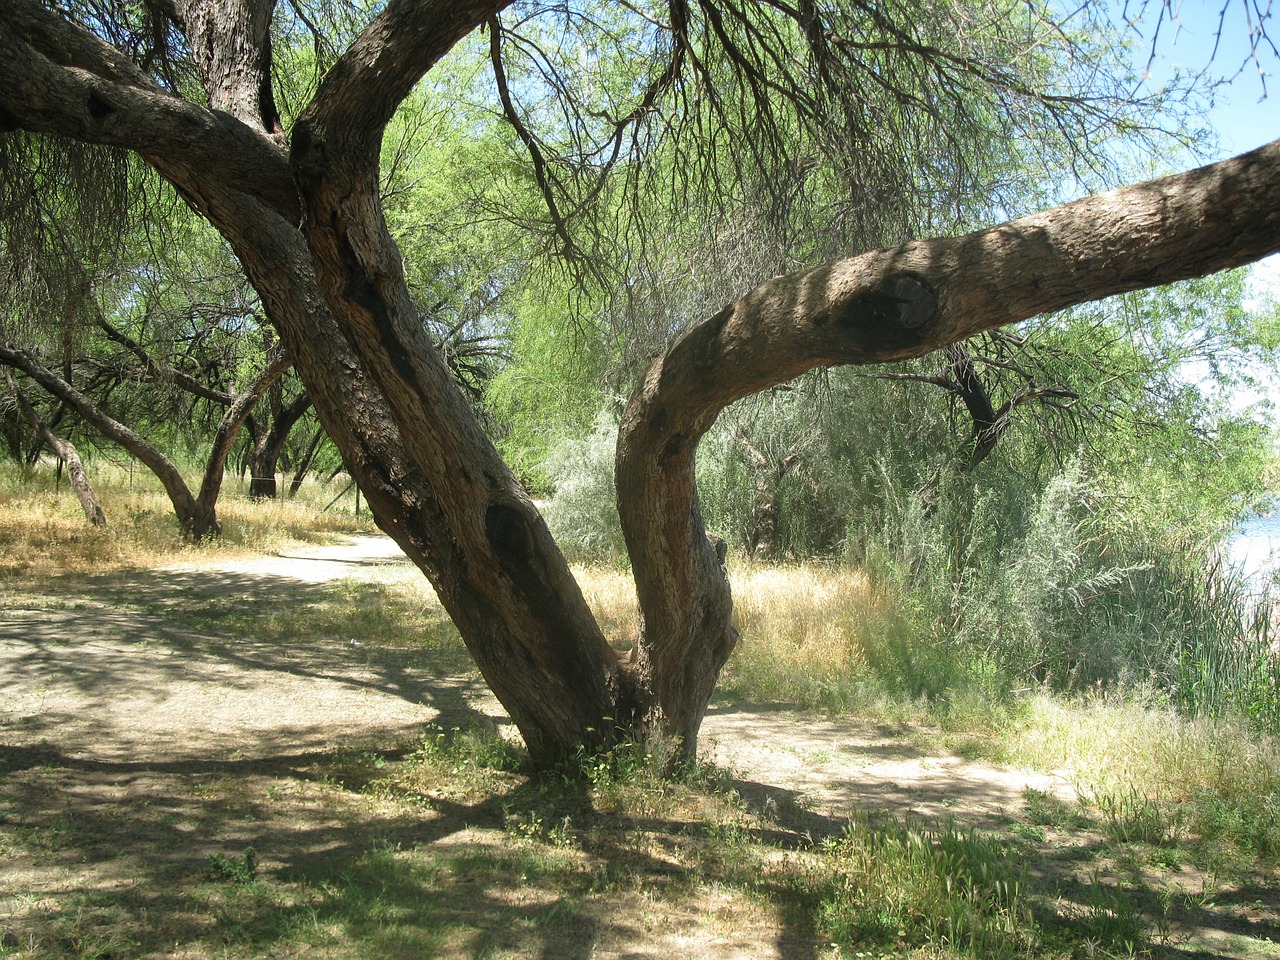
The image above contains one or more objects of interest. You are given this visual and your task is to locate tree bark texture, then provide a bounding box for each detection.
[2,0,1279,762]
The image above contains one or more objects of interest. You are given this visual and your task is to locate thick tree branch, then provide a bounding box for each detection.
[616,136,1280,752]
[0,0,298,220]
[294,0,513,165]
[176,0,282,133]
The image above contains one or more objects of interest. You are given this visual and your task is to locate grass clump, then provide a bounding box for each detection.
[208,847,260,886]
[816,818,1037,958]
[998,692,1280,867]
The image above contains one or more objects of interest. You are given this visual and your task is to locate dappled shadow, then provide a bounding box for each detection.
[0,736,816,958]
[4,539,1277,957]
[3,545,819,954]
[1,561,495,762]
[704,704,1069,831]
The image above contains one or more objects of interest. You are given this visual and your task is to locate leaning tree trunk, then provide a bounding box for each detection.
[191,346,293,530]
[4,369,107,526]
[0,342,290,540]
[287,426,327,497]
[0,344,210,535]
[613,138,1280,754]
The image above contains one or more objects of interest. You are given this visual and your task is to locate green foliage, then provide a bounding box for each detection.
[1001,694,1280,868]
[208,847,259,886]
[1089,784,1180,845]
[540,410,628,563]
[817,818,1039,958]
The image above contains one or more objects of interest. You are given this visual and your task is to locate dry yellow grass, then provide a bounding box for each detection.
[570,561,905,709]
[572,564,641,646]
[0,465,374,577]
[724,563,907,708]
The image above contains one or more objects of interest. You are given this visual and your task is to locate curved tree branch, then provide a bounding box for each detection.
[616,135,1280,752]
[0,0,298,220]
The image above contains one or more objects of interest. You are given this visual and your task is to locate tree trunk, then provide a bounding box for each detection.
[288,426,326,497]
[0,342,290,540]
[0,344,208,534]
[249,390,311,498]
[4,370,107,526]
[191,345,293,531]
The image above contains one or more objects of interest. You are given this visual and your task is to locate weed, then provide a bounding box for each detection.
[1088,784,1180,846]
[1022,787,1089,831]
[208,846,259,886]
[816,817,1033,958]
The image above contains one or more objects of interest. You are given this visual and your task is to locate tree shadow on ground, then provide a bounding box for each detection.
[1,565,494,762]
[0,735,826,958]
[3,557,1278,958]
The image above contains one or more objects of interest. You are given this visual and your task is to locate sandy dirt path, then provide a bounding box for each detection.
[1,534,1107,960]
[1,533,1069,824]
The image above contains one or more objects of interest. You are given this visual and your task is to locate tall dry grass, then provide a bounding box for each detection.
[0,462,374,577]
[572,561,921,712]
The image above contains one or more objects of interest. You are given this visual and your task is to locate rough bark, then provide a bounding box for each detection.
[615,139,1280,754]
[0,0,298,221]
[284,0,636,761]
[4,369,108,526]
[3,0,1280,763]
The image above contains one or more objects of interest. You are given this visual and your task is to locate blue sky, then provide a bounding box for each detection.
[1124,0,1276,158]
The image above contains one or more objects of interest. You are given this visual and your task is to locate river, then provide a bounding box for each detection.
[1228,512,1280,586]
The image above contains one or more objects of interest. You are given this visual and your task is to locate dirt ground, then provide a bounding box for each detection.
[1,534,1069,820]
[1,534,1274,958]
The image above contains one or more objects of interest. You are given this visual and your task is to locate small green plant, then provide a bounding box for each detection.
[208,846,259,886]
[1022,787,1089,830]
[816,817,1032,958]
[1090,784,1180,845]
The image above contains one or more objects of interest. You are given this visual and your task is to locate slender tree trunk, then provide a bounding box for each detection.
[288,426,326,496]
[191,346,293,533]
[4,369,107,526]
[0,343,290,540]
[249,391,311,498]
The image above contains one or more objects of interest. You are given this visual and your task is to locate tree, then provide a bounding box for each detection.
[0,339,292,537]
[2,367,107,525]
[0,0,1278,765]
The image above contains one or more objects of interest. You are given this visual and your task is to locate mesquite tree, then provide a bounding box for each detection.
[1,0,1278,764]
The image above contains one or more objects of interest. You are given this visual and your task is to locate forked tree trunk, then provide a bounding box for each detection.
[287,427,327,497]
[2,0,1279,764]
[0,343,290,540]
[248,391,311,498]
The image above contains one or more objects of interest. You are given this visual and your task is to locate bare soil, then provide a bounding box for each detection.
[1,534,1275,958]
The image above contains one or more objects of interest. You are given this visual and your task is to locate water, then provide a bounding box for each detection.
[1228,513,1280,585]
